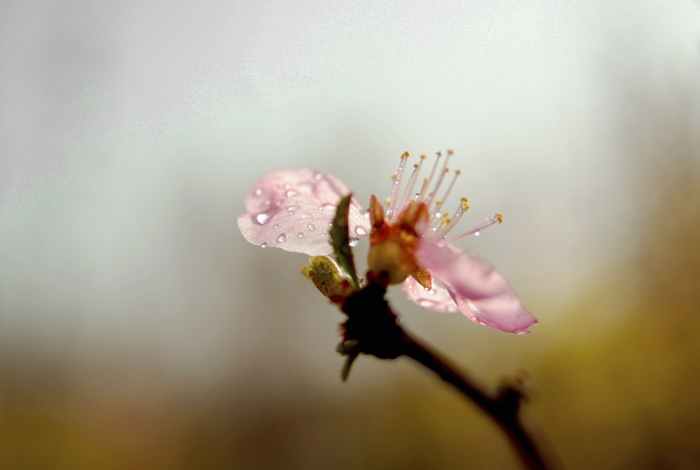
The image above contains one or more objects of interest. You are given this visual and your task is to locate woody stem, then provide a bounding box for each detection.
[399,332,559,470]
[340,281,559,470]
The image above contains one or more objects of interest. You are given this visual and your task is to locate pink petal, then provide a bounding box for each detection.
[237,169,370,256]
[415,240,537,334]
[402,275,458,313]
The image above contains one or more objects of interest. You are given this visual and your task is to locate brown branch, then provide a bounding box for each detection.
[340,280,561,470]
[400,332,560,470]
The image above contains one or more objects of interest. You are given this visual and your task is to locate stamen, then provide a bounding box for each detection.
[387,151,410,220]
[432,197,470,239]
[397,160,423,215]
[418,152,443,202]
[424,152,451,206]
[429,169,461,223]
[439,213,503,245]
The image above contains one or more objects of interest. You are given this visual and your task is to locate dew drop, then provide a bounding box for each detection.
[287,205,300,211]
[318,206,324,211]
[315,172,323,180]
[364,210,370,220]
[328,222,333,227]
[320,233,326,238]
[260,242,268,248]
[424,287,430,291]
[298,232,304,238]
[308,224,315,231]
[517,330,529,336]
[355,227,367,236]
[474,230,482,237]
[349,238,359,247]
[255,212,272,225]
[254,189,263,196]
[429,289,436,295]
[273,224,279,230]
[277,233,287,243]
[286,190,298,198]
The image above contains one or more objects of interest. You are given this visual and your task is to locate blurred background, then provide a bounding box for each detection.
[1,0,699,468]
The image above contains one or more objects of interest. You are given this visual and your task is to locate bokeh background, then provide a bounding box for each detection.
[1,1,699,469]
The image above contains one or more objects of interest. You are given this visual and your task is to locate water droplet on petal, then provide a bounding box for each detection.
[517,330,529,336]
[349,238,359,247]
[315,173,323,180]
[255,212,272,225]
[308,224,315,231]
[429,289,436,295]
[286,190,298,198]
[318,206,324,211]
[424,287,430,291]
[260,242,268,248]
[328,222,333,227]
[474,230,482,237]
[254,189,263,196]
[277,233,287,243]
[364,210,370,220]
[320,233,326,238]
[287,205,300,211]
[355,227,367,236]
[273,224,279,230]
[298,232,304,238]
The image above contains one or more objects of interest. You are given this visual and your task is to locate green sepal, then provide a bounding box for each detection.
[337,340,361,382]
[330,194,359,290]
[300,256,352,298]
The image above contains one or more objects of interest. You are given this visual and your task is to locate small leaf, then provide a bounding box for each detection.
[330,194,359,289]
[341,349,360,382]
[300,256,353,298]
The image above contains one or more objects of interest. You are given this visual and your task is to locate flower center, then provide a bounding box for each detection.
[383,151,503,245]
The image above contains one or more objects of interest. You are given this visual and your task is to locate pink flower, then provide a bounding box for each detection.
[238,152,537,334]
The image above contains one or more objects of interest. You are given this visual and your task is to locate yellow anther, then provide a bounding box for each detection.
[420,155,427,160]
[436,151,442,157]
[401,152,408,159]
[440,219,447,227]
[495,213,503,223]
[443,212,449,218]
[461,200,470,211]
[444,168,450,173]
[409,199,416,205]
[435,199,442,206]
[384,198,391,206]
[460,196,468,203]
[413,163,419,169]
[391,172,397,181]
[447,149,454,155]
[423,178,428,184]
[455,169,461,175]
[428,192,434,197]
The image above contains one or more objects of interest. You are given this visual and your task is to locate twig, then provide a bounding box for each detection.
[400,332,559,470]
[340,281,561,470]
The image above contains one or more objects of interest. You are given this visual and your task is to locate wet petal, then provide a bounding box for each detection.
[237,169,370,256]
[415,239,537,333]
[402,275,458,313]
